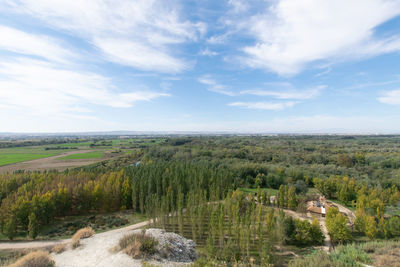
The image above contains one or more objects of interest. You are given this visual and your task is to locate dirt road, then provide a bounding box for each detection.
[0,220,151,250]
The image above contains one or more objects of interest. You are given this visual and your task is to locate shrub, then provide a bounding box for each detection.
[8,251,55,267]
[51,243,67,254]
[331,244,372,266]
[288,251,340,267]
[70,226,94,249]
[115,232,158,259]
[71,238,81,249]
[72,227,95,241]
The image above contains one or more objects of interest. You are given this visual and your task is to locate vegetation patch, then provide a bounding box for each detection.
[51,243,67,254]
[8,250,55,267]
[115,232,158,259]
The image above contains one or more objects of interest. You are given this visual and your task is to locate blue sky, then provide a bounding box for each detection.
[1,0,400,133]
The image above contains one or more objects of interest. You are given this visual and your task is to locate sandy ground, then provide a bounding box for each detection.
[0,220,187,267]
[52,221,151,267]
[0,150,105,173]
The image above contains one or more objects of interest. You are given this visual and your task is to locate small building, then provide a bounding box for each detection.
[307,196,330,217]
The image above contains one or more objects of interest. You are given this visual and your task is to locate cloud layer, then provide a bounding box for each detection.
[231,0,400,75]
[3,0,204,73]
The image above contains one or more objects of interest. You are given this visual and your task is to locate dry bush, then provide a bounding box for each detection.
[51,243,66,254]
[8,250,55,267]
[71,238,81,249]
[375,255,400,267]
[72,227,95,241]
[373,244,400,267]
[70,226,95,249]
[114,232,158,259]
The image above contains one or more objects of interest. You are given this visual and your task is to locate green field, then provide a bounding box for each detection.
[0,147,62,166]
[0,153,57,166]
[58,151,104,160]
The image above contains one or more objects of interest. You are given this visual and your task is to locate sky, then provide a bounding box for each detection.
[1,0,400,133]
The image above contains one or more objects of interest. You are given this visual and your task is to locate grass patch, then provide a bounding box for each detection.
[0,250,27,267]
[240,187,278,196]
[0,153,57,166]
[385,205,400,216]
[57,151,104,160]
[0,146,59,166]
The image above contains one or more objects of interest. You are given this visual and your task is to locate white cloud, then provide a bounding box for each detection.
[199,48,218,56]
[378,89,400,105]
[229,101,296,110]
[93,38,188,73]
[241,85,324,99]
[237,0,400,75]
[0,58,169,115]
[198,76,235,96]
[2,0,205,73]
[207,34,228,44]
[0,25,75,63]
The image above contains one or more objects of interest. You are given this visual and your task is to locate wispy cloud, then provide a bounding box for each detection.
[378,89,400,105]
[199,48,218,56]
[232,0,400,75]
[198,76,235,96]
[241,85,324,99]
[0,25,76,63]
[0,58,169,115]
[229,101,296,110]
[2,0,205,73]
[93,38,188,73]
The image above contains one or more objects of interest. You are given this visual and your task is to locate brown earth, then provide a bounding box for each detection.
[0,150,109,174]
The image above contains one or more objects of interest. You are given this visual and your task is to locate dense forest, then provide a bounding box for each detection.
[1,135,400,266]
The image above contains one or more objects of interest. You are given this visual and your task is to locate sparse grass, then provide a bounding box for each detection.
[7,251,55,267]
[0,250,26,267]
[57,151,104,160]
[51,243,67,254]
[114,231,158,259]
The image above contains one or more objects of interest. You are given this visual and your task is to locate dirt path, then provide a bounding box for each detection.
[0,150,103,173]
[0,220,151,250]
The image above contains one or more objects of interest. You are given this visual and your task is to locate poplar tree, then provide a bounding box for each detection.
[28,213,39,239]
[288,186,298,210]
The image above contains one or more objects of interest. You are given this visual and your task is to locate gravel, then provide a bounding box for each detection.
[138,228,197,262]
